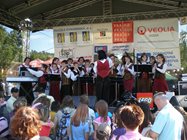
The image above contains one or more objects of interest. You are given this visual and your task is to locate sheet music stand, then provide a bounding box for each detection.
[78,76,94,95]
[134,64,152,92]
[48,74,61,81]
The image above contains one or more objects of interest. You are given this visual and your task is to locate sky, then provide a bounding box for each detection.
[3,23,187,54]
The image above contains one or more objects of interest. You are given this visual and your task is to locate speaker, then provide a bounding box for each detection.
[72,96,97,109]
[178,81,187,95]
[175,95,187,108]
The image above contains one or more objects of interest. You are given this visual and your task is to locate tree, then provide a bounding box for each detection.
[180,31,187,72]
[30,50,53,61]
[0,26,21,78]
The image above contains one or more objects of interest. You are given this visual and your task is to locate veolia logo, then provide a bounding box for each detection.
[137,26,175,35]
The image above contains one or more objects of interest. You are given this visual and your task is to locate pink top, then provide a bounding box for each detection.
[114,131,152,140]
[93,116,111,126]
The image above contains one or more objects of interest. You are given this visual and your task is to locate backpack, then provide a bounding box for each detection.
[56,110,71,140]
[0,117,9,137]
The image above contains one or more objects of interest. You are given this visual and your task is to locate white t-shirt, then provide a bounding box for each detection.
[151,103,183,140]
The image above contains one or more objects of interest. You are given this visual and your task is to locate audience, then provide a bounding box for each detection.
[11,106,42,140]
[94,100,111,140]
[69,104,89,140]
[54,95,75,140]
[6,87,19,113]
[119,104,152,140]
[0,91,9,121]
[150,92,184,140]
[138,102,154,136]
[111,106,126,140]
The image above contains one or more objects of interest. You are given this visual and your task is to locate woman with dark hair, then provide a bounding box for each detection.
[138,53,151,92]
[52,57,60,65]
[93,50,113,103]
[138,102,154,135]
[123,54,134,93]
[152,54,168,93]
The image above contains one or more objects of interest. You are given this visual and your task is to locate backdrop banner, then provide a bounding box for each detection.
[92,23,112,44]
[134,18,179,48]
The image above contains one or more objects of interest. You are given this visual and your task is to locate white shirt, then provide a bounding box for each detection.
[6,96,17,113]
[151,103,183,140]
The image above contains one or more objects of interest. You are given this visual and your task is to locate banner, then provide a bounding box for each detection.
[112,21,133,43]
[54,25,92,47]
[134,18,178,48]
[92,23,112,44]
[134,47,181,70]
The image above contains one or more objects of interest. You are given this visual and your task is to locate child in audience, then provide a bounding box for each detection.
[94,100,111,140]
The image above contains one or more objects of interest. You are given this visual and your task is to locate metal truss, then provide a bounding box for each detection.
[35,0,102,20]
[8,0,49,14]
[121,0,187,9]
[32,8,187,30]
[103,0,112,15]
[0,9,20,29]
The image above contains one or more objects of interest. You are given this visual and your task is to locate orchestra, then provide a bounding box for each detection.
[13,52,169,104]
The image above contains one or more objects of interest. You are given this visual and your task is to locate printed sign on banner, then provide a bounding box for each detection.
[134,47,181,70]
[112,21,133,43]
[137,92,153,108]
[134,18,178,47]
[92,23,112,44]
[54,25,92,47]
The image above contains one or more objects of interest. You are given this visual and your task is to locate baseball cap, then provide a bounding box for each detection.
[97,123,111,137]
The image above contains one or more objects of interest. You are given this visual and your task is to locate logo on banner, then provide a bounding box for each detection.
[137,26,175,35]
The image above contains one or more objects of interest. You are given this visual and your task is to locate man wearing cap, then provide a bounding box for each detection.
[6,87,19,113]
[33,86,55,107]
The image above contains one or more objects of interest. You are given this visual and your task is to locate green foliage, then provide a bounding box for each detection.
[0,26,21,77]
[30,50,53,61]
[180,31,187,72]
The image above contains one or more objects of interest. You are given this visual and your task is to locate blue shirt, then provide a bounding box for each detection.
[151,103,183,140]
[70,122,89,140]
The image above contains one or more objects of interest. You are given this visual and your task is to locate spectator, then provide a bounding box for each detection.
[33,96,51,110]
[119,104,152,140]
[11,107,42,140]
[138,102,154,136]
[32,103,54,137]
[0,91,9,121]
[94,100,111,140]
[50,101,60,122]
[150,92,184,140]
[111,106,126,140]
[68,104,89,140]
[33,86,54,108]
[6,87,19,113]
[10,97,27,119]
[96,123,111,140]
[54,95,75,139]
[80,94,95,138]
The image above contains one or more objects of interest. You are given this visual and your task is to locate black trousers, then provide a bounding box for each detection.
[95,76,111,103]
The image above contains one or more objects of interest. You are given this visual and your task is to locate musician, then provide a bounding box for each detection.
[38,64,48,90]
[150,56,156,67]
[93,50,113,103]
[49,63,61,102]
[116,54,126,76]
[152,54,168,93]
[18,57,34,105]
[137,53,151,92]
[109,54,119,77]
[60,60,72,98]
[52,57,60,66]
[70,62,85,95]
[67,58,74,68]
[78,56,85,70]
[123,54,134,93]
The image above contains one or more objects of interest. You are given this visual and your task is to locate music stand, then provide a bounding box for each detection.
[134,64,152,92]
[79,76,94,95]
[48,74,61,81]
